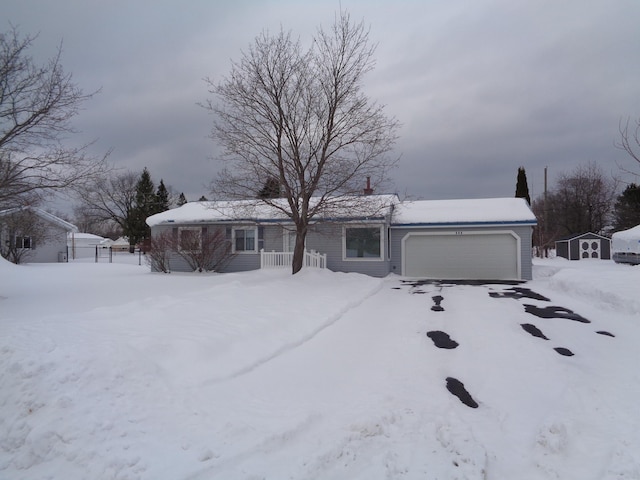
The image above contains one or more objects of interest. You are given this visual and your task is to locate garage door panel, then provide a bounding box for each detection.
[404,233,519,280]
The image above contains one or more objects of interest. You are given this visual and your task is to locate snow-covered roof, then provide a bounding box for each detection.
[68,232,105,240]
[146,196,536,228]
[612,224,640,254]
[0,206,78,232]
[146,195,399,227]
[392,197,537,226]
[101,237,130,246]
[612,224,640,241]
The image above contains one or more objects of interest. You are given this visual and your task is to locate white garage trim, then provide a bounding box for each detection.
[401,230,522,280]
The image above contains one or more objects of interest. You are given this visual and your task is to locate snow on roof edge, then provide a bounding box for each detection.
[146,196,537,227]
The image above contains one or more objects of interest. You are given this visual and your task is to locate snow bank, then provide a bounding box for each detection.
[535,258,640,316]
[2,258,640,479]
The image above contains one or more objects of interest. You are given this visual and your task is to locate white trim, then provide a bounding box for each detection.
[232,226,258,254]
[400,229,521,279]
[342,224,385,262]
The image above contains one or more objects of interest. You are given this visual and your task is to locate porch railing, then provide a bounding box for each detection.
[260,248,327,270]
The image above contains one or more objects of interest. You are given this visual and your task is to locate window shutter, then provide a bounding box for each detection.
[226,227,232,240]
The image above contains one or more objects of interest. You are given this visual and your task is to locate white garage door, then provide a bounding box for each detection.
[403,231,520,280]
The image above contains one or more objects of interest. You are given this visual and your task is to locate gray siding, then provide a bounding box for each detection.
[152,221,534,280]
[30,225,68,263]
[152,223,286,273]
[306,223,391,277]
[556,240,570,260]
[389,225,534,280]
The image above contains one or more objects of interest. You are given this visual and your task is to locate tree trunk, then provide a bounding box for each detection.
[291,225,308,274]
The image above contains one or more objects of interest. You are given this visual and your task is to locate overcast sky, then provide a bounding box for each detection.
[5,0,640,206]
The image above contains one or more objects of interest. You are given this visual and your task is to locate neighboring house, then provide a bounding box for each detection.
[146,196,537,280]
[67,232,107,259]
[612,224,640,265]
[0,206,78,263]
[555,232,612,261]
[100,237,130,252]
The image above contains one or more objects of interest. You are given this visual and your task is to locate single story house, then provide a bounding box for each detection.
[0,206,78,263]
[146,195,537,280]
[68,232,107,259]
[612,224,640,265]
[100,236,130,252]
[555,232,611,261]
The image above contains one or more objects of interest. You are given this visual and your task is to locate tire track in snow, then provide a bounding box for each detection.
[204,279,386,385]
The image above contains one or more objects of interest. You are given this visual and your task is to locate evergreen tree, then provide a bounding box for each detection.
[177,192,187,206]
[198,195,208,201]
[613,183,640,231]
[258,177,281,198]
[156,179,170,213]
[515,167,531,205]
[127,168,156,249]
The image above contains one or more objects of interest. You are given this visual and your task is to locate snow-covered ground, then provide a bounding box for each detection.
[1,255,639,479]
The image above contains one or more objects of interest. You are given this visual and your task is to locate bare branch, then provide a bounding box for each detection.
[0,26,110,208]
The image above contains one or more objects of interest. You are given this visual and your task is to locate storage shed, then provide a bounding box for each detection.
[555,232,611,260]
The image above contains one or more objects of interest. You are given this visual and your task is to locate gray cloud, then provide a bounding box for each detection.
[4,0,640,208]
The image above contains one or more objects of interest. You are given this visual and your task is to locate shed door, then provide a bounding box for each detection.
[403,232,520,280]
[579,239,600,259]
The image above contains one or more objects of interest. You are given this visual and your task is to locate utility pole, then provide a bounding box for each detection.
[543,166,548,257]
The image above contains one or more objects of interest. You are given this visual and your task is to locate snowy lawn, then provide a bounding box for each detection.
[1,255,640,479]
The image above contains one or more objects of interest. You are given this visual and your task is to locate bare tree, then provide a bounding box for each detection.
[72,204,122,239]
[203,11,399,273]
[77,170,139,240]
[0,26,109,209]
[537,162,617,241]
[146,227,235,273]
[174,227,235,273]
[146,230,174,273]
[616,117,640,179]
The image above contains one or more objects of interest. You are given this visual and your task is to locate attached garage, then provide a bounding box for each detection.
[402,230,520,280]
[390,198,537,281]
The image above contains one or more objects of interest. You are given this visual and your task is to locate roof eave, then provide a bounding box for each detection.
[391,220,538,228]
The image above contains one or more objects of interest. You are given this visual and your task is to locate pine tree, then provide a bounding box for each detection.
[613,183,640,231]
[177,192,187,206]
[258,177,281,198]
[515,167,531,205]
[126,168,156,249]
[198,195,208,201]
[156,180,170,213]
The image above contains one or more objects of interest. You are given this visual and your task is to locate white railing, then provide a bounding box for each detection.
[260,249,327,270]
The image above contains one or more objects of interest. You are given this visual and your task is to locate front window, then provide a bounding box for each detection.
[15,236,32,249]
[344,226,382,260]
[179,227,201,252]
[234,227,256,252]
